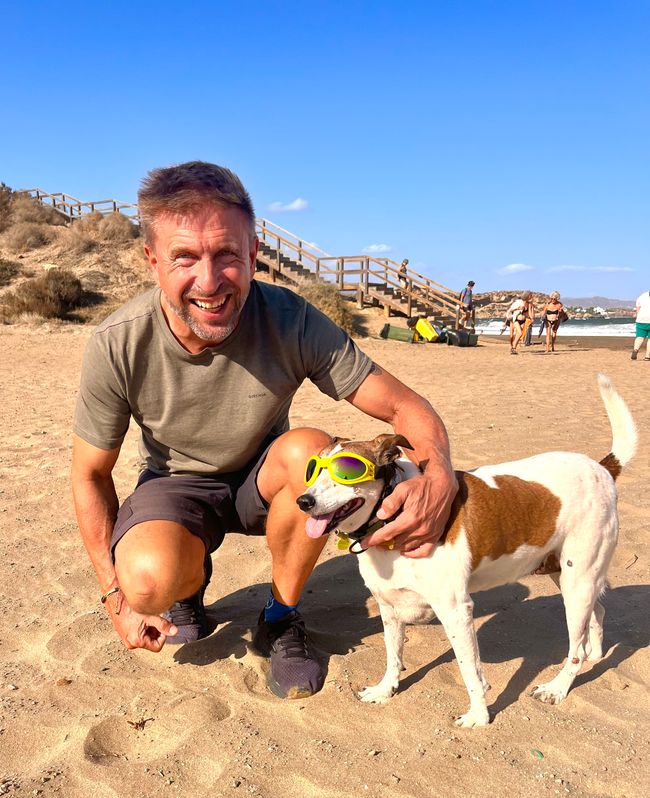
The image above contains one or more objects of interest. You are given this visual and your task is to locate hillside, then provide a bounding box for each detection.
[473,290,635,319]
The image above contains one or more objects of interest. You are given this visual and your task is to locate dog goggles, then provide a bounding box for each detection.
[304,452,379,487]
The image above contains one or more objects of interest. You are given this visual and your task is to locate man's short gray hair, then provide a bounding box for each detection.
[138,161,256,244]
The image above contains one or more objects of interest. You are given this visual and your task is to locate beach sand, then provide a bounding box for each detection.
[1,319,648,798]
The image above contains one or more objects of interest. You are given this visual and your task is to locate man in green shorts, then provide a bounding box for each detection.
[631,289,650,360]
[71,161,457,699]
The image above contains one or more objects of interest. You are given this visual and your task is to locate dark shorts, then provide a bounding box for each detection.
[110,442,274,560]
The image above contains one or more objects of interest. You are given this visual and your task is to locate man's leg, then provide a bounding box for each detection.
[631,336,643,359]
[253,427,332,698]
[115,521,209,643]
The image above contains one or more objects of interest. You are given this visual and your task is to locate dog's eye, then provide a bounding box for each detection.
[332,456,368,480]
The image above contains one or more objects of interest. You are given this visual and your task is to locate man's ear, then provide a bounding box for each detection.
[249,236,259,278]
[143,243,160,283]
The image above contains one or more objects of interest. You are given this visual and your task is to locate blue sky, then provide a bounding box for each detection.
[2,1,648,299]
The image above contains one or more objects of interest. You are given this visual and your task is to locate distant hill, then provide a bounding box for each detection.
[562,296,635,309]
[472,291,636,319]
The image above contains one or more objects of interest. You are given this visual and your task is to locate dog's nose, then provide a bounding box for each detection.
[296,494,315,511]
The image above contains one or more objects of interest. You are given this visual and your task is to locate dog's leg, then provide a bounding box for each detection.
[532,572,603,704]
[358,601,405,703]
[433,595,491,728]
[548,571,604,662]
[586,600,605,661]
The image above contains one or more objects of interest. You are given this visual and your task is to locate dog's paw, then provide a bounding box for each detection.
[530,683,567,704]
[455,707,490,728]
[358,684,396,704]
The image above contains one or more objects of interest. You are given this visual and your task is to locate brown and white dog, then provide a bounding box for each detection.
[297,374,637,727]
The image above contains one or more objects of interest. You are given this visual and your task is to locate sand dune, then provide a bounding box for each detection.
[0,321,648,798]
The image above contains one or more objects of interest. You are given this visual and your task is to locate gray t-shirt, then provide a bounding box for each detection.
[74,281,372,476]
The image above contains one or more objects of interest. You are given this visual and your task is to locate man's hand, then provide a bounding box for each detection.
[361,465,458,558]
[104,592,177,652]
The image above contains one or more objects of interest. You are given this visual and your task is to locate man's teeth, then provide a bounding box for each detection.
[194,298,226,310]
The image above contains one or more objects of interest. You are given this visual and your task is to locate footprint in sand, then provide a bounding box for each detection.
[46,612,107,661]
[83,693,230,766]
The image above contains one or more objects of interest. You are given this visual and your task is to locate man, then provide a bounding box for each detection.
[458,280,475,328]
[71,161,457,701]
[630,289,650,360]
[398,258,409,289]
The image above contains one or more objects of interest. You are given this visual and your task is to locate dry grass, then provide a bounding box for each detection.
[0,183,13,232]
[98,212,139,242]
[1,268,83,319]
[0,258,20,286]
[10,194,67,226]
[295,280,359,335]
[4,221,54,252]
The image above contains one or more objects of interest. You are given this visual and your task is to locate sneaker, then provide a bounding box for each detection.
[631,350,638,360]
[163,555,212,644]
[253,610,325,699]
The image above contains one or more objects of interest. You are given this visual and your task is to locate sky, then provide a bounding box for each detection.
[2,1,648,300]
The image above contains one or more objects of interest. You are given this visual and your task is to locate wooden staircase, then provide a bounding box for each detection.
[255,219,461,324]
[19,188,462,323]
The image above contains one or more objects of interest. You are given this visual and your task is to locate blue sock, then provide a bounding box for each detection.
[264,591,298,623]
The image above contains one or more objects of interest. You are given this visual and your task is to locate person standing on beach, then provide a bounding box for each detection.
[70,161,457,701]
[630,289,650,360]
[458,280,475,328]
[541,291,566,353]
[506,291,534,354]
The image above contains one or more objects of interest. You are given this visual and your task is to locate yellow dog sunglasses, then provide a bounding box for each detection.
[304,452,379,487]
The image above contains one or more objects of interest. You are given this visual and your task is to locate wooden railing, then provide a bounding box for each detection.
[20,188,139,222]
[256,218,461,316]
[20,188,462,319]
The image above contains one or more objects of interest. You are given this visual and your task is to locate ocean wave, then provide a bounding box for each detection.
[474,318,636,337]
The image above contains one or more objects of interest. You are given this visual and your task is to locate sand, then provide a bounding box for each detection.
[0,319,648,798]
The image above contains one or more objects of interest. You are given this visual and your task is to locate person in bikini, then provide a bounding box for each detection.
[506,291,534,354]
[542,291,566,353]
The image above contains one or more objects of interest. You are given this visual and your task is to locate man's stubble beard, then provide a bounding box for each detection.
[163,290,245,344]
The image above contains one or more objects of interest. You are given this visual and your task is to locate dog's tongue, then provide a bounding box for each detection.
[305,514,335,539]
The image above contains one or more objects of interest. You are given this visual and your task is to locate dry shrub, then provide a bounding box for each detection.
[3,268,83,319]
[297,280,356,335]
[73,211,104,236]
[0,258,20,286]
[68,228,98,254]
[5,221,54,252]
[98,212,139,242]
[10,194,67,226]
[0,183,13,232]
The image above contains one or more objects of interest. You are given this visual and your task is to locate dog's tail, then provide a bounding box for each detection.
[597,373,637,480]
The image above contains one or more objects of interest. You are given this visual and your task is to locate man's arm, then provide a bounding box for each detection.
[345,363,458,559]
[71,435,176,651]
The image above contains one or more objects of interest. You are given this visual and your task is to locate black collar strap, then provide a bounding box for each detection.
[346,462,403,553]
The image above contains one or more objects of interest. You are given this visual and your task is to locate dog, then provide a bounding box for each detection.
[296,374,636,727]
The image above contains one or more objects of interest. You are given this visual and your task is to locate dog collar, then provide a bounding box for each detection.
[340,462,402,554]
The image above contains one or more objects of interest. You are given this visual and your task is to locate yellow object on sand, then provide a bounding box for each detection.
[414,318,439,342]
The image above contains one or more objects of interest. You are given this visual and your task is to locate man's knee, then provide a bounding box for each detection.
[115,523,205,612]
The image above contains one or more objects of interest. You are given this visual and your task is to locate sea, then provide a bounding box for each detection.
[475,317,635,337]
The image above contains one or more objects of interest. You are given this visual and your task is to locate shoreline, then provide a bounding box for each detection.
[480,333,634,352]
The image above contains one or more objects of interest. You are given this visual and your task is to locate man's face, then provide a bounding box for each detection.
[144,205,258,352]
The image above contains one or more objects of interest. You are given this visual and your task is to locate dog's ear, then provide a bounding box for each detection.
[331,436,348,445]
[371,433,413,465]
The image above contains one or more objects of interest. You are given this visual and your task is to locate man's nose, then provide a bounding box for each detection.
[195,258,222,294]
